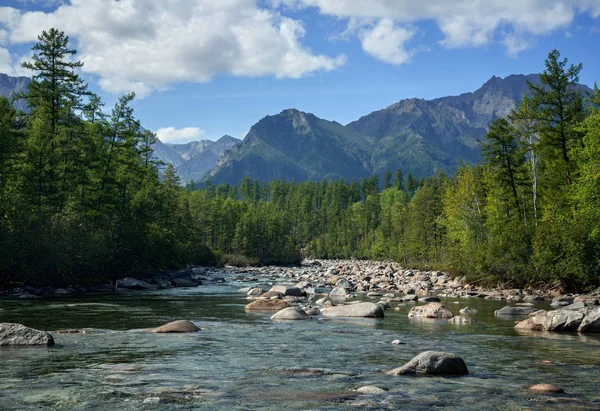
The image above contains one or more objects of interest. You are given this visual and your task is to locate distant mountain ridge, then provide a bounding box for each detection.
[2,72,591,186]
[0,73,31,111]
[154,135,241,183]
[207,73,592,185]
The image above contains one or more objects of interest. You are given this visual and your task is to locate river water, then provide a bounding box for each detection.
[1,279,600,410]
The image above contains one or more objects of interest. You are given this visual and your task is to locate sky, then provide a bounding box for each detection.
[0,0,599,144]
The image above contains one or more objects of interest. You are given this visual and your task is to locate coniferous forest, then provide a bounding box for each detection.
[1,29,599,291]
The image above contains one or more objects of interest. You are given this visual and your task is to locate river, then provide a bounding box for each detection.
[1,278,600,410]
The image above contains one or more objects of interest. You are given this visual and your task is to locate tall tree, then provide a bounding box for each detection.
[528,49,584,188]
[480,118,526,216]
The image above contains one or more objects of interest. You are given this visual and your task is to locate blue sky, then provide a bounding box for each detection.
[1,0,599,143]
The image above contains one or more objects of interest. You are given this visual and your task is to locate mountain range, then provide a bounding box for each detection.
[154,136,241,183]
[207,74,562,184]
[1,72,591,186]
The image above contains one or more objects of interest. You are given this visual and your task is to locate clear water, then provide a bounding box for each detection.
[1,279,600,410]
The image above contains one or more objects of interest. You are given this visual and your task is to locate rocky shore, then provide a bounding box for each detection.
[2,258,599,333]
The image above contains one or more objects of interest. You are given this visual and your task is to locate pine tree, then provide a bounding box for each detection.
[383,170,392,189]
[528,49,584,188]
[480,118,526,216]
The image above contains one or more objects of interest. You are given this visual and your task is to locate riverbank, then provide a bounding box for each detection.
[3,259,599,307]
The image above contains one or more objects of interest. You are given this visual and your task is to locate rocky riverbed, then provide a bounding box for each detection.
[1,261,600,409]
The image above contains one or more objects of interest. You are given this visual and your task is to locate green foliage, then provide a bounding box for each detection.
[1,39,598,291]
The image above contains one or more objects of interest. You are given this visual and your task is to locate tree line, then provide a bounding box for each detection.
[1,30,598,291]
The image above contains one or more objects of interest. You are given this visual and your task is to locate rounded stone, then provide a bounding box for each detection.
[527,384,564,394]
[270,307,311,321]
[151,320,200,333]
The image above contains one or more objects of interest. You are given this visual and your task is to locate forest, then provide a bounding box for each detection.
[1,29,599,291]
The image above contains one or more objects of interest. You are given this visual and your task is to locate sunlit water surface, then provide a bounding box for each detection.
[1,279,600,410]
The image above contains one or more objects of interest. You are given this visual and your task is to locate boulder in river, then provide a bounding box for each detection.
[329,287,349,298]
[335,278,352,289]
[494,306,538,316]
[269,285,306,297]
[246,287,265,297]
[355,386,388,394]
[514,309,584,332]
[386,351,468,376]
[116,277,156,290]
[321,302,384,318]
[271,307,311,321]
[527,383,564,394]
[408,303,454,319]
[244,299,290,311]
[0,323,55,346]
[151,320,200,333]
[577,307,600,333]
[459,307,477,315]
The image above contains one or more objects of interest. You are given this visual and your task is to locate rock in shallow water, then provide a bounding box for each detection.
[578,307,600,332]
[0,323,55,346]
[151,320,200,333]
[356,386,388,394]
[408,303,454,319]
[514,309,584,332]
[386,351,468,376]
[116,277,156,290]
[270,307,311,321]
[527,383,564,394]
[329,287,349,298]
[494,306,538,316]
[321,302,384,318]
[244,299,290,311]
[269,285,306,297]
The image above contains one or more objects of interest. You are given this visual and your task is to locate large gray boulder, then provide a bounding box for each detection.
[0,323,55,346]
[321,302,384,318]
[386,351,468,376]
[151,320,200,333]
[269,285,306,297]
[408,303,454,319]
[329,287,349,298]
[494,306,538,316]
[271,307,311,321]
[334,278,353,290]
[578,307,600,333]
[515,309,584,332]
[116,277,156,290]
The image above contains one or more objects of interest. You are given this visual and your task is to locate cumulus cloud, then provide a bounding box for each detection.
[359,20,416,65]
[0,47,13,75]
[289,0,599,57]
[156,127,204,144]
[0,0,345,96]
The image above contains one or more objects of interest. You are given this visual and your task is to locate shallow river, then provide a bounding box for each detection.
[1,280,600,410]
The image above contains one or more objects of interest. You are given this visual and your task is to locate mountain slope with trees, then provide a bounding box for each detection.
[209,74,592,185]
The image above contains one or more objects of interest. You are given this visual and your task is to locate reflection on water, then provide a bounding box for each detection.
[1,284,599,410]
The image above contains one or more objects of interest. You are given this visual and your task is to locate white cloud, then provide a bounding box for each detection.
[0,47,12,75]
[156,127,204,144]
[1,0,345,96]
[503,33,532,58]
[288,0,599,56]
[359,19,416,65]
